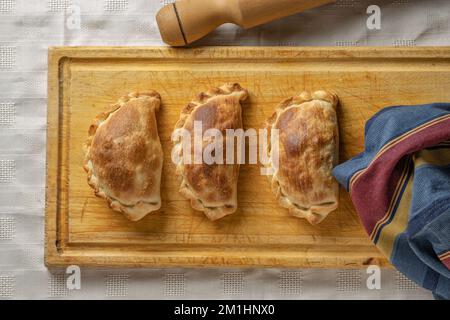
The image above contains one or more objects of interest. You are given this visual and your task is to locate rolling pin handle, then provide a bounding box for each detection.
[156,4,188,47]
[156,0,335,46]
[157,1,231,46]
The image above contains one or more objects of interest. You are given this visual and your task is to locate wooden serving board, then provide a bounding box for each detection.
[46,46,450,268]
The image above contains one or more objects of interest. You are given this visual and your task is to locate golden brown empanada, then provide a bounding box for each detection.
[265,90,339,224]
[84,91,163,221]
[172,83,248,220]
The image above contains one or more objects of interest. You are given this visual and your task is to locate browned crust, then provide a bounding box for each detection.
[265,90,339,225]
[173,83,248,220]
[174,82,248,128]
[84,91,163,221]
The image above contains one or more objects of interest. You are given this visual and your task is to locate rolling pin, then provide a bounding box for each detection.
[156,0,336,46]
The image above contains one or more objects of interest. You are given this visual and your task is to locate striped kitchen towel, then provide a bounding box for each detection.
[333,103,450,299]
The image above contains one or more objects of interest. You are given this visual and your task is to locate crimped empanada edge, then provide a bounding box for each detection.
[173,83,248,220]
[265,90,339,225]
[83,91,162,221]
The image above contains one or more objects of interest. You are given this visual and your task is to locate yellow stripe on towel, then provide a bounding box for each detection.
[376,165,414,258]
[377,148,450,258]
[414,148,450,168]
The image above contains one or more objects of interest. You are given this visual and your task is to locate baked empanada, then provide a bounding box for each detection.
[173,83,248,220]
[84,91,163,221]
[266,90,339,224]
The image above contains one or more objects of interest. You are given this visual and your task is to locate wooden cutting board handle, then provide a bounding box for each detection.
[156,0,336,46]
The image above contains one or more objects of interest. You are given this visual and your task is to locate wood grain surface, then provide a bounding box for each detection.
[46,46,450,268]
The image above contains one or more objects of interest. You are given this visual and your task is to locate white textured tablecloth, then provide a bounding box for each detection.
[1,0,449,299]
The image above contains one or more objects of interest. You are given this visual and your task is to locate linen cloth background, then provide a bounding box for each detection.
[1,0,449,299]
